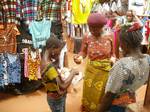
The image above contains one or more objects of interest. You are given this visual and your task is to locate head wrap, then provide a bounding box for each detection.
[87,13,107,27]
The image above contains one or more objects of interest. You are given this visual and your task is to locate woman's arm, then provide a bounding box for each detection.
[78,35,88,58]
[98,92,115,112]
[74,35,88,64]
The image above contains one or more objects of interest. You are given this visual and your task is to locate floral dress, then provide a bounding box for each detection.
[80,35,113,112]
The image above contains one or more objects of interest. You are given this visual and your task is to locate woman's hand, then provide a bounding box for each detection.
[73,55,83,64]
[110,56,118,66]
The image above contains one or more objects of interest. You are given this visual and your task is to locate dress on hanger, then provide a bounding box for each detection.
[29,19,51,48]
[4,53,21,84]
[24,48,41,80]
[0,53,8,87]
[72,0,95,24]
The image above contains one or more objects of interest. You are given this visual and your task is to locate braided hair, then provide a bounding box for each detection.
[119,25,143,50]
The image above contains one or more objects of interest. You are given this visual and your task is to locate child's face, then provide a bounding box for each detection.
[126,11,133,22]
[49,48,61,60]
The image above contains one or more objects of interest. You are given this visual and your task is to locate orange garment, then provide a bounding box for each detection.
[80,35,112,61]
[27,49,41,80]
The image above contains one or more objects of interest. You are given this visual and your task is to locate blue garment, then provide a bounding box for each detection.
[29,19,51,48]
[4,53,21,84]
[0,54,8,87]
[108,105,126,112]
[141,17,149,33]
[47,94,66,112]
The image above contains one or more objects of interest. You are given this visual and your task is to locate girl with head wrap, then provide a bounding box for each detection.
[74,13,113,112]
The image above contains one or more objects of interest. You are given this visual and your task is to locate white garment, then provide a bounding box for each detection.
[128,0,145,15]
[59,44,67,69]
[111,1,117,12]
[102,3,111,13]
[91,3,103,13]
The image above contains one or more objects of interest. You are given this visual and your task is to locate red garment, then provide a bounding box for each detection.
[80,35,112,61]
[145,21,150,41]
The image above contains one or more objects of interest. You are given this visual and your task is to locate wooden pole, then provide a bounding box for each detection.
[144,68,150,106]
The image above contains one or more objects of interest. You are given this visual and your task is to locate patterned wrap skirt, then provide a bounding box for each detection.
[82,59,112,112]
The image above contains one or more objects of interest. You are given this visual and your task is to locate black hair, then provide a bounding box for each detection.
[41,33,65,57]
[119,25,143,49]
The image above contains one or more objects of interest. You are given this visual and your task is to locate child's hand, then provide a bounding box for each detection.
[74,55,83,64]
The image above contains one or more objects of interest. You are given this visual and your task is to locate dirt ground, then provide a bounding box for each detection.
[0,35,150,112]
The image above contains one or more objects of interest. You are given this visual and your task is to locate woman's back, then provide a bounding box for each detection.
[106,54,150,95]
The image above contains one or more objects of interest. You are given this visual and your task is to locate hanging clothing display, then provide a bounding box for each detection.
[67,24,89,38]
[120,0,128,13]
[17,21,33,53]
[24,48,41,80]
[65,0,72,23]
[37,0,66,21]
[4,53,21,84]
[72,0,95,24]
[29,19,51,48]
[0,53,21,87]
[111,1,117,12]
[0,53,8,87]
[16,0,39,25]
[1,0,19,24]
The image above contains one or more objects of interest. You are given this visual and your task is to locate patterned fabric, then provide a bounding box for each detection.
[47,94,66,112]
[80,35,112,61]
[0,3,4,24]
[37,0,66,21]
[28,49,41,80]
[42,64,59,92]
[82,59,111,112]
[24,48,41,80]
[1,0,19,24]
[16,0,23,21]
[42,63,66,99]
[0,54,8,87]
[4,53,21,84]
[105,55,150,106]
[16,0,38,25]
